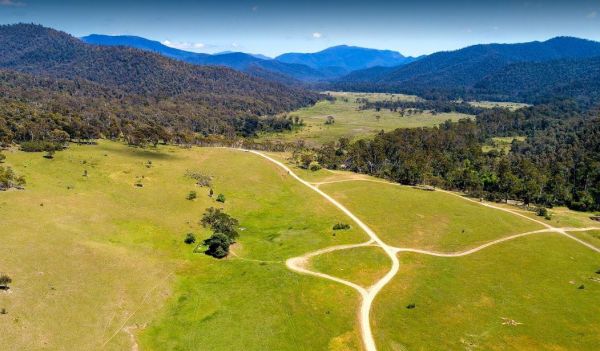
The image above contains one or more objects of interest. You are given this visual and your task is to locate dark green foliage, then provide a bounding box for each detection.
[203,233,231,259]
[0,165,25,191]
[578,284,585,289]
[536,207,548,217]
[406,303,416,309]
[0,274,11,289]
[186,191,197,201]
[316,100,600,211]
[0,24,321,147]
[332,223,351,230]
[184,233,196,245]
[19,140,63,153]
[200,207,239,241]
[216,194,226,203]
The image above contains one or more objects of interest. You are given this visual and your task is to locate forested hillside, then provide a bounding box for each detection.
[331,37,600,103]
[315,100,600,211]
[0,24,321,146]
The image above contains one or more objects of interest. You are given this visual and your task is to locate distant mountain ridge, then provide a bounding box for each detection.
[331,36,600,102]
[276,45,416,72]
[80,34,416,83]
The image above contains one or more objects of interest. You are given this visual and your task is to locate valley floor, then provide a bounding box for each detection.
[1,141,598,350]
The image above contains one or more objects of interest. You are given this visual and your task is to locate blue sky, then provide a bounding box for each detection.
[1,0,599,57]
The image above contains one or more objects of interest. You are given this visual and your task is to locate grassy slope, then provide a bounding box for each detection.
[319,181,542,251]
[373,234,600,351]
[259,92,471,146]
[569,230,600,248]
[310,246,391,288]
[0,141,367,351]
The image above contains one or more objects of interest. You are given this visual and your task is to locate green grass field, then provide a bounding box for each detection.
[468,101,531,111]
[310,246,390,288]
[0,141,367,350]
[319,180,543,251]
[259,92,472,146]
[373,234,600,350]
[569,230,600,248]
[1,139,598,351]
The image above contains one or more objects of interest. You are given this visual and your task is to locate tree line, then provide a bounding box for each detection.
[315,100,600,211]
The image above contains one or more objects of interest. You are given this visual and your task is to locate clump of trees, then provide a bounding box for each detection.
[199,207,239,258]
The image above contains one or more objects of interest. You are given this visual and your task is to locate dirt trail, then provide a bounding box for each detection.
[237,150,600,351]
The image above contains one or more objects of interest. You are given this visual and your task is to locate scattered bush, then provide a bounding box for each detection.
[406,303,416,309]
[324,115,335,125]
[216,194,226,203]
[185,170,212,187]
[186,191,197,200]
[184,233,196,245]
[333,223,351,230]
[578,284,585,289]
[536,207,548,217]
[0,166,25,191]
[209,188,214,197]
[0,274,11,290]
[43,150,55,159]
[0,308,6,315]
[0,153,5,163]
[308,161,321,172]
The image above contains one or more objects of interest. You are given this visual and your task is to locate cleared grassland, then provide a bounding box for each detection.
[569,230,600,248]
[468,100,531,111]
[259,92,471,146]
[0,141,367,351]
[373,234,600,351]
[310,246,391,288]
[319,181,543,251]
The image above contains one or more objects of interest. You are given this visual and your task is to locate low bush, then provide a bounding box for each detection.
[184,233,196,244]
[186,191,197,200]
[19,140,63,152]
[216,194,226,203]
[332,223,351,230]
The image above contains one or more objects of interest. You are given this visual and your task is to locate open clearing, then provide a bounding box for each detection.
[373,234,600,350]
[0,141,366,351]
[258,92,472,146]
[1,140,598,351]
[318,180,543,251]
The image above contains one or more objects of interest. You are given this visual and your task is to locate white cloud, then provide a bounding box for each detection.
[587,11,597,19]
[0,0,25,6]
[162,40,205,51]
[312,32,322,39]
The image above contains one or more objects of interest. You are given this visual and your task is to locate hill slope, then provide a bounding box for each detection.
[81,34,333,82]
[0,24,321,143]
[332,37,600,101]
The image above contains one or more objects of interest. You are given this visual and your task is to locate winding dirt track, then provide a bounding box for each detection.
[242,150,600,351]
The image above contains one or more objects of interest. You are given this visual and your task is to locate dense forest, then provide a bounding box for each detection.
[330,37,600,104]
[314,100,600,211]
[0,24,321,147]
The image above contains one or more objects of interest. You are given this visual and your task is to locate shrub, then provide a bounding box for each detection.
[536,207,548,217]
[406,303,416,309]
[216,194,226,203]
[185,170,212,187]
[0,274,11,289]
[186,191,197,200]
[184,233,196,244]
[19,140,62,153]
[578,284,585,289]
[333,223,351,230]
[0,308,6,315]
[0,153,5,163]
[0,166,25,191]
[308,161,321,172]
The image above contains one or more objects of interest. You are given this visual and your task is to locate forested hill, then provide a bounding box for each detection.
[0,24,321,145]
[331,37,600,103]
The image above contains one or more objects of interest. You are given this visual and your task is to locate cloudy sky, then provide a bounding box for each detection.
[1,0,599,57]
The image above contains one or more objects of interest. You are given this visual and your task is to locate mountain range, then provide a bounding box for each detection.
[81,34,415,83]
[331,36,600,102]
